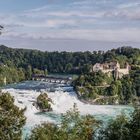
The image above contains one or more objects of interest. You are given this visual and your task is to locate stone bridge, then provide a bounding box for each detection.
[32,75,73,85]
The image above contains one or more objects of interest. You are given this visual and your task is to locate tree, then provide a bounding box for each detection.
[35,93,52,112]
[98,114,129,140]
[65,63,72,73]
[121,76,136,104]
[33,68,44,75]
[29,104,100,140]
[0,92,26,140]
[25,65,32,80]
[98,107,140,140]
[128,107,140,140]
[107,81,122,96]
[29,123,60,140]
[130,68,140,97]
[61,104,100,140]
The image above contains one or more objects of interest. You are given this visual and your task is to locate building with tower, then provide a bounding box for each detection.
[91,61,130,79]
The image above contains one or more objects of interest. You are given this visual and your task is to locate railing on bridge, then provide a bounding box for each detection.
[32,75,73,85]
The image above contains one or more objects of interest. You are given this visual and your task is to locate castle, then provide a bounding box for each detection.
[91,61,130,79]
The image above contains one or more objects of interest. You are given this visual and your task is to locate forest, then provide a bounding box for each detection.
[0,45,140,86]
[1,45,140,73]
[0,46,140,72]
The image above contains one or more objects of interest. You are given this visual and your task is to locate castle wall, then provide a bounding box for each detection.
[118,69,129,75]
[102,69,114,73]
[92,62,130,79]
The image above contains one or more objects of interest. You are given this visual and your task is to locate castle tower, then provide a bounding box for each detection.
[125,62,130,70]
[116,61,120,69]
[114,67,119,80]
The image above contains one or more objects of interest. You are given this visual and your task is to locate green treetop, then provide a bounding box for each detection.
[0,92,26,140]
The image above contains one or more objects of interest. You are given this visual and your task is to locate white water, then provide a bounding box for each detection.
[2,81,133,138]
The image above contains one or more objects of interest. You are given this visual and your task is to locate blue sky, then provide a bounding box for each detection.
[0,0,140,51]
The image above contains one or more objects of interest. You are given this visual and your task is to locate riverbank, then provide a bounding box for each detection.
[73,71,140,105]
[76,89,140,105]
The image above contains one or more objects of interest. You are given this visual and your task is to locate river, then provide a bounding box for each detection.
[2,81,133,139]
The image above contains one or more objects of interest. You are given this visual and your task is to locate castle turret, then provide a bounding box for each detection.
[116,61,120,69]
[125,62,130,70]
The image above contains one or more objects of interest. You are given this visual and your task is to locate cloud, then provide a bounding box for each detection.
[1,0,140,46]
[118,2,140,9]
[104,8,140,20]
[2,28,140,43]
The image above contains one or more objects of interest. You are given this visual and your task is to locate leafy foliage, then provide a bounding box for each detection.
[73,71,112,87]
[0,66,25,86]
[74,71,138,104]
[29,104,100,140]
[0,92,26,140]
[0,46,140,75]
[35,93,52,111]
[98,107,140,140]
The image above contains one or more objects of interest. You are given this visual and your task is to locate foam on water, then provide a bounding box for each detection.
[2,88,55,126]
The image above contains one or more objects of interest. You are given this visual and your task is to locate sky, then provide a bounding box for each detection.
[0,0,140,51]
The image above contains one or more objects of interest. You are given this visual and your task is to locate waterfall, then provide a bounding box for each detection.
[2,81,133,138]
